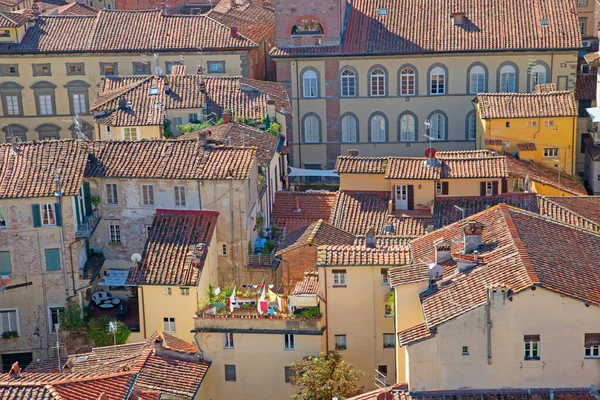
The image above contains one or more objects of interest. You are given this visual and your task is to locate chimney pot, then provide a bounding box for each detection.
[434,239,452,264]
[230,26,239,38]
[222,112,232,124]
[154,338,164,356]
[347,149,359,157]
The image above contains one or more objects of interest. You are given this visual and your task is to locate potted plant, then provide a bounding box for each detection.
[1,331,19,340]
[90,196,101,209]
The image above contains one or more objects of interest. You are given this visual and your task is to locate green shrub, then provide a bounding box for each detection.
[86,316,130,347]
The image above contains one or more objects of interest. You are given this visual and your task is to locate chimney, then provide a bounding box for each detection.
[8,362,21,379]
[230,26,239,38]
[451,12,466,26]
[365,227,376,248]
[294,197,301,212]
[463,221,484,254]
[387,199,393,215]
[154,337,165,356]
[266,99,276,120]
[434,239,452,264]
[347,149,359,157]
[222,111,232,124]
[62,359,75,373]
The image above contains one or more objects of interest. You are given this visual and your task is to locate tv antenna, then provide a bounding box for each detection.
[108,320,118,348]
[155,66,164,76]
[62,114,87,140]
[454,205,466,220]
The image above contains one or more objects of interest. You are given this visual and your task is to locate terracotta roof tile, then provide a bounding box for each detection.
[329,191,391,235]
[389,263,430,286]
[276,219,355,256]
[585,52,600,64]
[384,216,433,237]
[583,135,600,161]
[575,73,597,100]
[485,139,503,146]
[207,1,274,44]
[136,353,208,398]
[539,196,600,226]
[0,12,29,27]
[291,277,319,295]
[317,243,411,266]
[272,0,581,57]
[53,2,98,16]
[348,387,596,400]
[475,91,577,119]
[127,210,218,286]
[0,140,87,199]
[397,322,433,346]
[506,156,588,196]
[516,142,537,151]
[272,191,337,233]
[334,156,387,174]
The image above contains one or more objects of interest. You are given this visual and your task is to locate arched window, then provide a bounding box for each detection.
[291,19,324,35]
[400,67,416,96]
[304,115,320,143]
[341,115,357,142]
[370,68,385,97]
[430,113,446,140]
[500,65,517,92]
[370,115,386,142]
[35,123,61,141]
[430,66,446,95]
[340,69,356,97]
[400,113,416,142]
[2,124,27,142]
[530,64,547,91]
[469,65,485,94]
[468,113,476,140]
[0,82,24,117]
[302,70,318,98]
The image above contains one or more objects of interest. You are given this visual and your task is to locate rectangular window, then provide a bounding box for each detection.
[430,73,445,95]
[383,333,395,348]
[32,63,51,76]
[285,366,294,383]
[123,127,138,141]
[384,304,393,317]
[101,62,117,76]
[180,287,190,296]
[224,332,234,348]
[513,178,524,190]
[0,206,6,228]
[544,120,555,127]
[0,309,18,334]
[381,268,389,285]
[41,204,56,226]
[208,61,225,73]
[0,29,9,37]
[527,120,538,127]
[335,334,347,350]
[505,121,511,128]
[284,334,295,350]
[543,148,559,158]
[5,95,19,115]
[66,63,85,76]
[162,287,172,296]
[49,307,64,331]
[486,181,493,196]
[141,185,154,206]
[524,335,540,360]
[585,333,600,358]
[106,184,118,205]
[378,365,388,375]
[462,346,469,355]
[109,224,121,244]
[436,181,443,195]
[188,113,202,123]
[225,364,236,381]
[45,249,61,271]
[163,317,176,332]
[579,100,592,117]
[0,251,11,275]
[578,0,588,5]
[72,93,87,114]
[39,94,53,115]
[332,269,347,287]
[132,62,150,75]
[174,186,186,206]
[579,19,587,35]
[0,64,18,76]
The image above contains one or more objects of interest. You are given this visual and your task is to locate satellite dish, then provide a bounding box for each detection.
[154,66,164,75]
[425,147,436,158]
[131,253,142,263]
[428,263,443,280]
[108,320,118,333]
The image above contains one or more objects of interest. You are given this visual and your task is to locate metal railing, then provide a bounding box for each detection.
[76,208,101,238]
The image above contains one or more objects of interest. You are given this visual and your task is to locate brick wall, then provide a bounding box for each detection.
[280,245,317,294]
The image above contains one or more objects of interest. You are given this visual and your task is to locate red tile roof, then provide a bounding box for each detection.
[575,73,597,100]
[136,353,208,398]
[128,210,219,286]
[272,0,581,57]
[397,322,433,346]
[389,263,430,286]
[385,216,433,237]
[291,276,319,295]
[506,156,588,196]
[329,191,391,235]
[85,140,256,180]
[207,0,274,44]
[53,2,98,16]
[516,142,537,151]
[475,91,577,119]
[0,140,87,199]
[539,196,600,225]
[583,135,600,161]
[276,219,355,256]
[272,191,337,233]
[0,12,29,27]
[334,156,387,174]
[317,243,411,266]
[347,387,596,400]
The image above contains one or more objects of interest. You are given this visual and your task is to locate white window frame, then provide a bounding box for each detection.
[163,317,176,332]
[174,186,186,207]
[400,67,415,96]
[224,332,234,348]
[383,333,395,348]
[436,181,443,195]
[180,287,190,296]
[284,333,295,350]
[486,181,493,196]
[400,114,416,142]
[304,116,320,143]
[524,338,540,360]
[500,65,517,92]
[162,287,172,296]
[430,113,446,140]
[469,65,485,94]
[585,344,600,358]
[141,184,154,206]
[0,308,19,335]
[109,223,121,244]
[430,66,446,95]
[381,268,389,285]
[543,148,559,158]
[468,113,477,140]
[6,95,19,115]
[48,306,64,332]
[370,68,386,97]
[106,183,118,205]
[340,69,356,97]
[530,64,547,91]
[302,70,318,98]
[341,115,357,143]
[123,127,138,141]
[41,203,56,226]
[332,270,347,287]
[39,94,53,115]
[544,120,555,127]
[72,93,86,114]
[370,115,386,142]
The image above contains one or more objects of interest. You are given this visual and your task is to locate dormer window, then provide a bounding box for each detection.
[291,19,324,35]
[451,12,466,26]
[149,87,158,96]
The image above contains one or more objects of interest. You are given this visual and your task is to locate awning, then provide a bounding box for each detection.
[98,269,132,287]
[586,107,600,122]
[288,166,339,177]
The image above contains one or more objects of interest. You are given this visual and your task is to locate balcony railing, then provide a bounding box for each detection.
[248,247,277,268]
[76,208,101,238]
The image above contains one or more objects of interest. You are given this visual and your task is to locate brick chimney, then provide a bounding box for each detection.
[266,99,276,121]
[154,336,165,356]
[230,26,239,38]
[222,111,232,124]
[434,239,452,264]
[347,149,359,157]
[463,221,484,254]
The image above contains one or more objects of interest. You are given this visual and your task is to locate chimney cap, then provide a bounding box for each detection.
[463,220,484,235]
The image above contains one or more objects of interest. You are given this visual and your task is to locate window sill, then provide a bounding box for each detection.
[524,357,540,361]
[585,356,600,359]
[41,224,57,227]
[383,346,395,349]
[332,285,347,288]
[224,347,234,350]
[284,348,295,351]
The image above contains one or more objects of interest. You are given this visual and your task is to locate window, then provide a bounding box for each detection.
[174,186,186,206]
[180,287,190,296]
[524,335,540,360]
[0,206,5,228]
[430,66,446,95]
[5,95,18,115]
[109,224,121,244]
[468,113,476,140]
[32,64,51,77]
[49,307,64,331]
[285,366,294,383]
[165,62,177,74]
[171,117,183,132]
[302,70,318,98]
[378,365,388,376]
[341,115,357,143]
[0,64,18,77]
[383,333,395,348]
[579,100,592,117]
[544,120,555,127]
[38,94,53,115]
[530,64,547,91]
[163,317,176,332]
[100,62,117,76]
[340,69,356,97]
[381,268,389,285]
[37,124,60,141]
[384,304,393,317]
[579,18,587,35]
[370,114,386,142]
[72,93,87,115]
[582,64,590,75]
[0,29,9,37]
[462,346,469,355]
[332,270,347,287]
[505,121,511,128]
[219,243,228,256]
[225,365,236,381]
[0,310,18,334]
[1,82,23,117]
[284,334,295,350]
[400,113,416,142]
[585,334,600,358]
[578,0,588,5]
[45,249,61,271]
[370,68,386,97]
[304,115,320,143]
[0,251,11,275]
[224,332,234,348]
[528,120,538,127]
[400,67,416,96]
[123,127,138,141]
[335,334,347,350]
[162,287,172,296]
[543,148,559,158]
[106,184,118,204]
[208,61,225,73]
[41,204,56,226]
[500,65,517,92]
[188,113,202,123]
[486,181,493,196]
[436,181,443,195]
[141,185,154,206]
[513,178,524,190]
[66,63,85,76]
[430,113,446,140]
[469,65,485,94]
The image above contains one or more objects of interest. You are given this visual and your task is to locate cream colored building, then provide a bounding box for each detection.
[272,0,581,171]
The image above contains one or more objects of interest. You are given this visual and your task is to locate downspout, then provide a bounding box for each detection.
[33,228,51,357]
[197,180,202,209]
[229,180,236,283]
[572,115,577,176]
[294,57,302,168]
[67,240,79,295]
[140,286,148,339]
[324,267,329,353]
[485,288,492,365]
[58,195,69,297]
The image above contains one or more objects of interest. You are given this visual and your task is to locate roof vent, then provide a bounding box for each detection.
[540,18,549,26]
[149,87,158,96]
[378,7,387,15]
[451,12,466,26]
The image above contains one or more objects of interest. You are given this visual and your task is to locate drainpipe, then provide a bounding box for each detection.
[323,267,329,353]
[67,240,79,295]
[229,180,236,284]
[485,288,492,365]
[294,58,302,168]
[139,286,147,339]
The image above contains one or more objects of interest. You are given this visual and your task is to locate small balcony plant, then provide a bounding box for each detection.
[1,331,19,340]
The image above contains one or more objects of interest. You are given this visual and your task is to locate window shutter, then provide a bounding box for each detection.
[501,178,508,194]
[45,249,61,271]
[74,194,81,224]
[0,252,11,274]
[32,204,41,227]
[442,182,449,195]
[83,181,92,216]
[480,182,486,196]
[54,203,62,227]
[407,185,414,210]
[492,181,499,195]
[585,333,600,346]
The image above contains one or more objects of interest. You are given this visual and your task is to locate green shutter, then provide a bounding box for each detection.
[74,194,81,225]
[83,181,92,217]
[0,251,11,275]
[32,204,41,227]
[54,203,62,227]
[45,249,61,271]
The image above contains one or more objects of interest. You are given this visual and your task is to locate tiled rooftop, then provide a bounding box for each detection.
[329,191,391,235]
[317,243,411,267]
[127,210,219,286]
[272,191,337,233]
[52,2,98,16]
[291,276,319,295]
[272,0,581,57]
[583,135,600,161]
[207,0,274,44]
[575,73,597,100]
[475,91,577,119]
[0,12,28,27]
[347,387,597,400]
[0,140,88,199]
[276,219,355,256]
[389,263,430,286]
[539,196,600,225]
[506,156,588,196]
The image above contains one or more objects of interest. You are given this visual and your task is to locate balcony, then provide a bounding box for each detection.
[76,209,101,238]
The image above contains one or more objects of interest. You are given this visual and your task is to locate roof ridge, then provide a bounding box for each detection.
[508,202,600,237]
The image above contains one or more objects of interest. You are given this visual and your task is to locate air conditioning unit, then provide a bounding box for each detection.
[502,141,510,148]
[583,39,592,47]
